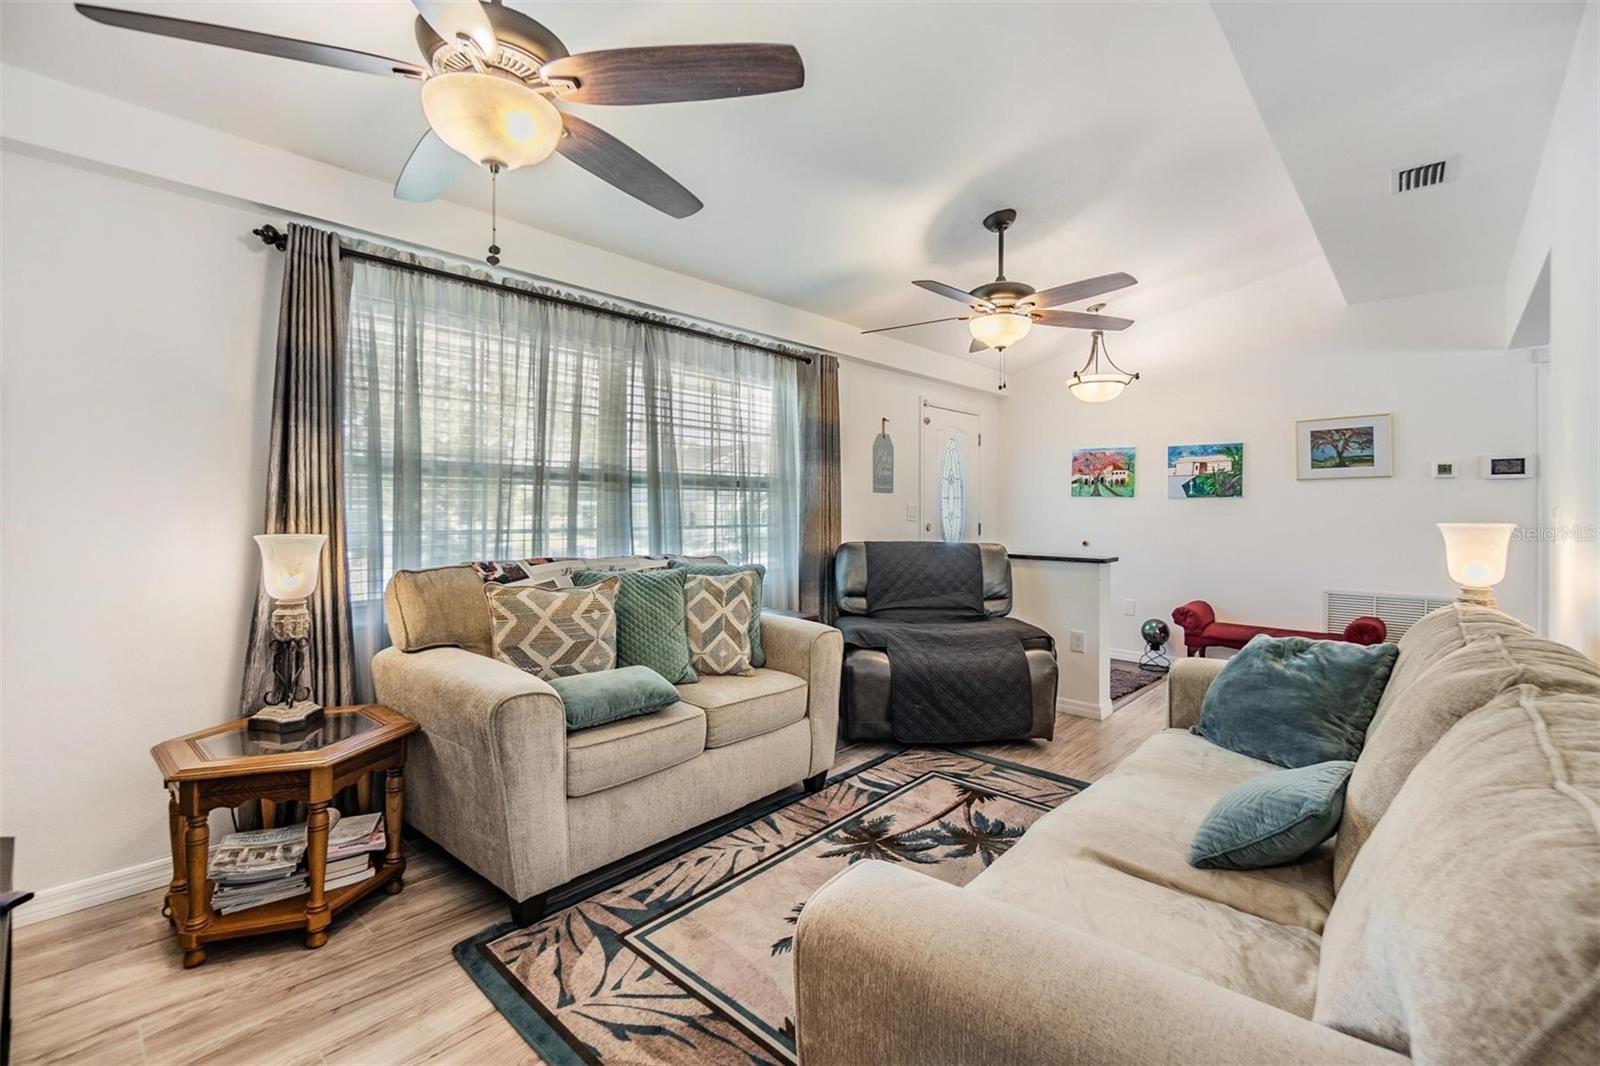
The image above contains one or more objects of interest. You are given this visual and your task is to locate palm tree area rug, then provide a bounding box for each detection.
[454,748,1088,1065]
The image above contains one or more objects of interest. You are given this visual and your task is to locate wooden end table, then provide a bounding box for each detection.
[151,705,418,968]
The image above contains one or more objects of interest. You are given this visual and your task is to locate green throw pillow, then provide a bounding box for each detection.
[1195,635,1398,767]
[548,666,681,732]
[1190,760,1355,870]
[670,562,766,668]
[573,569,697,684]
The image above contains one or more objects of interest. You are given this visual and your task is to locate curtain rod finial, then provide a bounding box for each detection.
[253,224,287,251]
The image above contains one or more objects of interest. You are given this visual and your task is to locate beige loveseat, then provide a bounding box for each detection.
[794,603,1599,1065]
[371,561,843,923]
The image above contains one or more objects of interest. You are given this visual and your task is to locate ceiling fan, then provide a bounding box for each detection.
[864,209,1137,357]
[75,1,804,222]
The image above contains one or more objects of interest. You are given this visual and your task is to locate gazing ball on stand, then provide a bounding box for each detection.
[1139,618,1172,673]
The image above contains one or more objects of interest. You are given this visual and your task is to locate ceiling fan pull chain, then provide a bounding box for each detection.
[486,162,502,266]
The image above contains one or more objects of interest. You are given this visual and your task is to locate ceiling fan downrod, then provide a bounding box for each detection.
[982,208,1017,282]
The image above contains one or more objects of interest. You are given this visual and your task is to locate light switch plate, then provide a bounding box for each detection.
[1069,630,1086,653]
[905,505,918,521]
[1123,599,1136,616]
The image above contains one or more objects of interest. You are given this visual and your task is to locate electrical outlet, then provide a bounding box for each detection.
[1069,630,1086,653]
[905,505,918,522]
[1123,599,1136,616]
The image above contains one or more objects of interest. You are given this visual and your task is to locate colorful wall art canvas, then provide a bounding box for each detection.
[1167,443,1244,498]
[1296,414,1392,479]
[1072,448,1137,497]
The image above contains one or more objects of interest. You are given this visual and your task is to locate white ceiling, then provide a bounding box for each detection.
[1214,0,1585,305]
[0,1,1580,364]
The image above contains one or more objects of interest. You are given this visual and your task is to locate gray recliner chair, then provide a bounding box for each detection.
[833,541,1059,741]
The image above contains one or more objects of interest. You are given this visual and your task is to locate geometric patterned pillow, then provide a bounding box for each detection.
[684,572,757,677]
[484,577,619,680]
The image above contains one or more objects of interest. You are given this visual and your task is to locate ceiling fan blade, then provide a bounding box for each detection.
[74,4,425,78]
[1034,309,1135,331]
[556,114,702,218]
[913,280,992,309]
[411,0,497,58]
[394,130,470,202]
[1029,272,1138,309]
[541,44,804,105]
[860,316,968,336]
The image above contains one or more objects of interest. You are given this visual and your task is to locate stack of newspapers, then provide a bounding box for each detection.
[207,811,385,915]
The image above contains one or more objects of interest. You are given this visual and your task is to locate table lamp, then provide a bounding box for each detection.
[251,533,328,732]
[1436,523,1515,609]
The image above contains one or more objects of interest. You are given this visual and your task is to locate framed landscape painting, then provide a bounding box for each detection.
[1296,414,1392,479]
[1167,443,1243,498]
[1071,447,1136,497]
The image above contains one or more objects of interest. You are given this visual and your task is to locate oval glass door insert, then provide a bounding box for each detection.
[938,436,965,541]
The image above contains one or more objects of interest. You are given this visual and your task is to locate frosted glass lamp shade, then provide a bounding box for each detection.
[254,534,327,602]
[968,311,1033,351]
[1437,522,1514,605]
[420,72,563,169]
[1068,374,1128,403]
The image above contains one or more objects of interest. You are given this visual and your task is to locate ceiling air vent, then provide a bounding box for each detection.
[1392,157,1457,194]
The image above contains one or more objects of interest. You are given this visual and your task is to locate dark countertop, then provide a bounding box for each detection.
[1007,552,1119,564]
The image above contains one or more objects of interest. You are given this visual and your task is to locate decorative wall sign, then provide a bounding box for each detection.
[1296,414,1392,479]
[1167,443,1244,498]
[1071,447,1136,497]
[872,418,894,493]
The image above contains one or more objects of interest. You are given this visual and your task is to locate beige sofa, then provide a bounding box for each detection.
[794,603,1600,1065]
[371,561,843,923]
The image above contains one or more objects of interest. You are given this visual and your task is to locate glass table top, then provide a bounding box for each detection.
[196,709,382,761]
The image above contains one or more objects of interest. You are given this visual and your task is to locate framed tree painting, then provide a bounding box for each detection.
[1296,414,1392,479]
[1071,447,1136,497]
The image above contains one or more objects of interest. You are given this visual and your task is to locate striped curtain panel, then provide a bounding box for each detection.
[799,354,842,623]
[239,223,358,715]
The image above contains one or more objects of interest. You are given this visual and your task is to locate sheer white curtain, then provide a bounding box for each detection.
[343,254,802,695]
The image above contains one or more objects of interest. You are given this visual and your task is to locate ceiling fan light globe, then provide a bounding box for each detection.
[968,311,1032,351]
[420,72,562,169]
[1068,373,1128,403]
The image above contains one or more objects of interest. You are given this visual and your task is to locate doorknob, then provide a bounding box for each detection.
[925,523,932,532]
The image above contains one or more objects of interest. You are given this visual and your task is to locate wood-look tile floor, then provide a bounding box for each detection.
[12,680,1170,1066]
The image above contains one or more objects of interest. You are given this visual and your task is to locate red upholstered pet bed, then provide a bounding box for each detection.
[1171,600,1386,657]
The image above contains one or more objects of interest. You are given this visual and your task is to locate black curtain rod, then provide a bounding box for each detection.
[251,224,813,366]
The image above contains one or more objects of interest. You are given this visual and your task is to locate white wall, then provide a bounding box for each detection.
[838,359,1002,544]
[0,71,1008,904]
[1000,259,1540,657]
[1505,0,1599,659]
[1,152,279,901]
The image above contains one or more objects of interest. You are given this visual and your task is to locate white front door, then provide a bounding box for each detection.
[920,401,982,542]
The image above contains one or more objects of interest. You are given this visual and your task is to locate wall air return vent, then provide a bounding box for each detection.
[1392,156,1458,194]
[1326,589,1456,640]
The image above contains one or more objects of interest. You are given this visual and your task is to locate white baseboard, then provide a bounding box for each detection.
[15,856,170,927]
[1057,696,1112,720]
[1109,647,1144,663]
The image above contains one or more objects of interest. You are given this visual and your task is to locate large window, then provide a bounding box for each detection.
[342,257,802,667]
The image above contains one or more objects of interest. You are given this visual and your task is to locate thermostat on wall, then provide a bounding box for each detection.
[1480,455,1537,480]
[1431,460,1457,479]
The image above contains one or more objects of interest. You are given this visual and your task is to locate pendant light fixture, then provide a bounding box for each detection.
[1067,304,1141,403]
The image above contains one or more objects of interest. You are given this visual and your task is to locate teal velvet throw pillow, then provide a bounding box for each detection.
[1190,760,1355,870]
[549,665,681,732]
[573,568,698,684]
[670,562,766,668]
[1195,635,1398,767]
